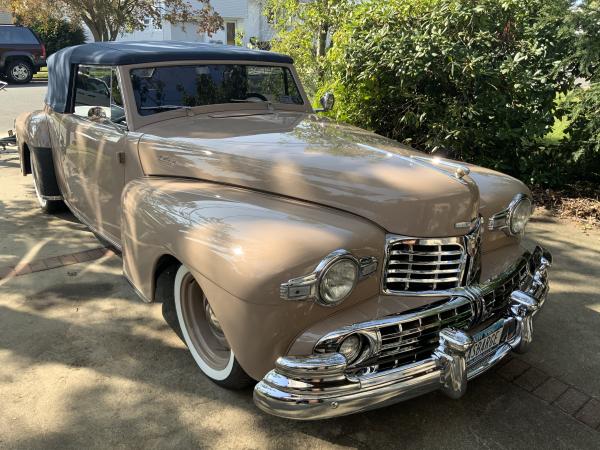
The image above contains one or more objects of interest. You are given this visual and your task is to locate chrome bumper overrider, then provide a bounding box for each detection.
[254,246,552,420]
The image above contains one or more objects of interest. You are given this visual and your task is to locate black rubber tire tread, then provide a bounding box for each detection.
[159,263,254,389]
[30,152,64,214]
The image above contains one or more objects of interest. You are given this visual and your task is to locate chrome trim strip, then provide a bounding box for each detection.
[409,155,472,184]
[124,272,152,303]
[254,246,551,419]
[41,194,63,201]
[63,198,123,252]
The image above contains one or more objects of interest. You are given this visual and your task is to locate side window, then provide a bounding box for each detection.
[0,27,39,44]
[74,65,126,124]
[246,66,303,105]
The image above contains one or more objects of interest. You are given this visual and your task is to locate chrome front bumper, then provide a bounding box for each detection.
[254,246,552,420]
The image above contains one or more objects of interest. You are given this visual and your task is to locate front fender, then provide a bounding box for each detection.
[121,178,385,379]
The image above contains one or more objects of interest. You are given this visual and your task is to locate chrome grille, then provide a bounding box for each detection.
[353,299,474,374]
[315,251,534,377]
[383,237,468,293]
[481,259,529,316]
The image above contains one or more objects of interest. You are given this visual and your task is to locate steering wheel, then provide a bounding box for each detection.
[244,92,268,102]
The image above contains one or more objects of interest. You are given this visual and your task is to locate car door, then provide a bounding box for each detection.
[60,65,127,246]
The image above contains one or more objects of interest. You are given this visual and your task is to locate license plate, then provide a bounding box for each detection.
[466,322,504,363]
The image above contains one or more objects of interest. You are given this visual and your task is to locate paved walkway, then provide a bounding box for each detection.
[0,82,47,136]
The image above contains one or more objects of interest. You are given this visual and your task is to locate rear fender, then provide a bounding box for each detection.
[15,110,51,176]
[121,178,385,379]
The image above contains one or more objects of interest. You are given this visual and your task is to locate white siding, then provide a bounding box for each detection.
[205,0,248,19]
[0,10,13,25]
[170,22,205,42]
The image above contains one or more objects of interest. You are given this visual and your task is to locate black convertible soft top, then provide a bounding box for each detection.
[45,41,294,113]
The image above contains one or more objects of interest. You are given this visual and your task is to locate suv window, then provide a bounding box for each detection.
[0,27,39,44]
[74,65,126,124]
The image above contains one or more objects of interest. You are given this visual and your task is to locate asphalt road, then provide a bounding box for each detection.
[0,82,47,136]
[1,90,600,448]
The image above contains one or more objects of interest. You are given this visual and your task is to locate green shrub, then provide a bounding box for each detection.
[561,83,600,184]
[325,0,578,184]
[18,16,86,55]
[560,1,600,184]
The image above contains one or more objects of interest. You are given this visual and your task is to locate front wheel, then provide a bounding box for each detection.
[168,265,253,389]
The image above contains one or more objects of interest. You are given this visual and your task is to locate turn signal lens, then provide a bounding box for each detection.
[319,258,358,305]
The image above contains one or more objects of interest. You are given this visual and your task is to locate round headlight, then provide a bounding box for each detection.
[338,334,362,363]
[509,197,532,235]
[319,258,358,305]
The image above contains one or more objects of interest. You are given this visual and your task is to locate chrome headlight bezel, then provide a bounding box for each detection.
[508,196,533,235]
[279,249,378,307]
[318,256,359,306]
[488,193,533,236]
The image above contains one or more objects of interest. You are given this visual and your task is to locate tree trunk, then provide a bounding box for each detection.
[317,23,329,58]
[82,17,101,41]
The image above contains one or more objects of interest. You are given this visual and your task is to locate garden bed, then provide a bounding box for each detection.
[533,183,600,229]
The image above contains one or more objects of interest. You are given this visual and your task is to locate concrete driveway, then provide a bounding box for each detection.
[1,94,600,449]
[0,82,47,136]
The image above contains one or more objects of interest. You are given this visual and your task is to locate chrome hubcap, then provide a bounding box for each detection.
[180,272,231,371]
[204,297,225,337]
[11,64,30,81]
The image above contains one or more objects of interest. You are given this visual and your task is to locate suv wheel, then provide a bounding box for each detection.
[6,60,33,84]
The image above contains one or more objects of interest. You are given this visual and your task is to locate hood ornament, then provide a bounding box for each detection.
[454,166,470,179]
[410,156,471,180]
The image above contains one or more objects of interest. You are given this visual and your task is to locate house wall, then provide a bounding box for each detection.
[111,0,273,46]
[0,9,14,24]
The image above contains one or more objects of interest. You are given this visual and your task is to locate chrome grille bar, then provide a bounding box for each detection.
[383,236,468,293]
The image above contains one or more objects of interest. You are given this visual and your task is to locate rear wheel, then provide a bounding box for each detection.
[165,265,253,389]
[30,152,63,213]
[6,60,33,84]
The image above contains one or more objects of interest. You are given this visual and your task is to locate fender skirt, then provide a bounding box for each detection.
[30,147,62,198]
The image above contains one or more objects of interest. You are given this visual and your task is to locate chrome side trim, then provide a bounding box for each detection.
[124,272,152,303]
[41,194,63,201]
[63,198,123,252]
[254,246,551,419]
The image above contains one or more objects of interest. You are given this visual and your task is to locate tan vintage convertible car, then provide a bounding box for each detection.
[15,41,551,419]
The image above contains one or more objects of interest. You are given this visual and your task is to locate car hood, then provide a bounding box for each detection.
[137,112,524,237]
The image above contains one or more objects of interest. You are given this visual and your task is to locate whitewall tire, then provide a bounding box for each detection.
[171,265,253,388]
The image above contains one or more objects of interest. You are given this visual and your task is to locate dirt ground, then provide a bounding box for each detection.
[0,84,600,449]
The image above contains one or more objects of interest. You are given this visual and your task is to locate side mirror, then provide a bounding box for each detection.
[87,106,108,122]
[317,92,335,112]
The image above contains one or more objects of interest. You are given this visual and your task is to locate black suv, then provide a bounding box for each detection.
[0,25,46,84]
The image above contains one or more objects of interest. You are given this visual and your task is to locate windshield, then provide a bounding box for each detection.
[130,64,304,115]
